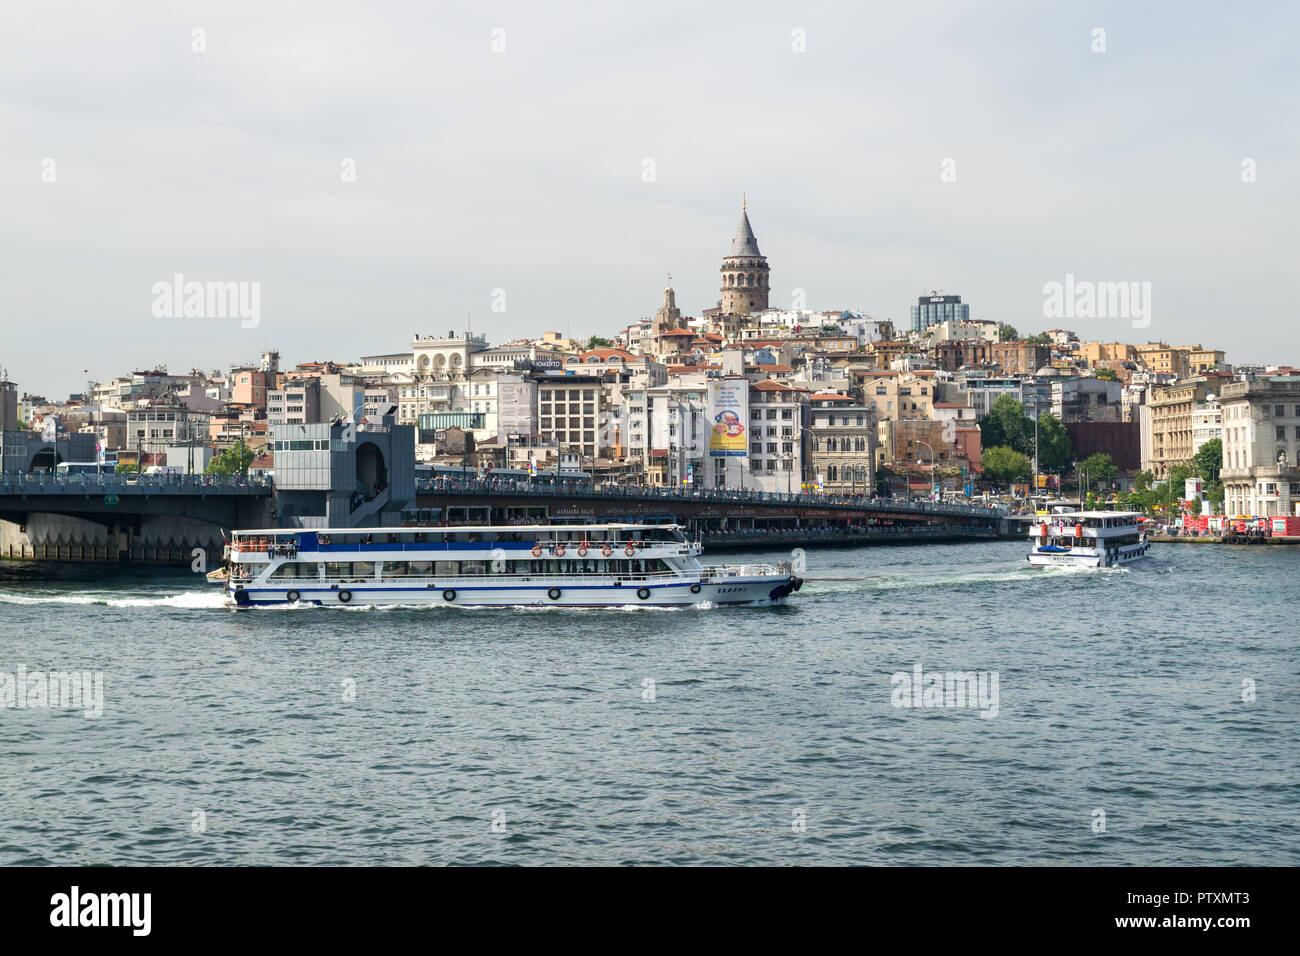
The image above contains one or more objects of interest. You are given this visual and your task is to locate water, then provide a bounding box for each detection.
[1,541,1297,865]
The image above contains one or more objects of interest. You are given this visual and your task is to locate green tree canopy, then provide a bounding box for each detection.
[998,323,1019,342]
[1079,452,1118,484]
[981,445,1032,484]
[587,335,613,349]
[206,439,255,476]
[1191,438,1222,482]
[1094,368,1119,382]
[979,395,1029,455]
[1034,412,1072,472]
[1025,332,1053,345]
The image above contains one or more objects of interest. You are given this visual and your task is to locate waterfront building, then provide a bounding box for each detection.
[807,393,875,494]
[537,373,606,462]
[745,380,806,493]
[1144,375,1230,479]
[1219,375,1300,516]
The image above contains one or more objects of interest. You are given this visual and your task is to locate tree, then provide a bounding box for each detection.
[981,445,1032,484]
[998,323,1019,342]
[1025,332,1053,345]
[1133,470,1154,492]
[1191,438,1222,482]
[206,439,255,476]
[980,395,1030,456]
[587,335,613,349]
[115,460,140,474]
[1095,368,1119,382]
[1034,412,1072,473]
[1079,452,1118,484]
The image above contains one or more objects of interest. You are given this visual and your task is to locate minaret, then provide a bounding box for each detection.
[720,196,770,317]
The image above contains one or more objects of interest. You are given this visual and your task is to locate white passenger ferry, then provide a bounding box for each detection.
[1027,511,1149,568]
[223,524,803,608]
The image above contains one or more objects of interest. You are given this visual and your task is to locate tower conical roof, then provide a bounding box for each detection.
[729,203,763,257]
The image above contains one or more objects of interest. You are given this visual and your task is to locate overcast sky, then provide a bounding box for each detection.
[3,0,1298,398]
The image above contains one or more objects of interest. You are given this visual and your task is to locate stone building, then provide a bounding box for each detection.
[807,393,875,494]
[1220,375,1300,516]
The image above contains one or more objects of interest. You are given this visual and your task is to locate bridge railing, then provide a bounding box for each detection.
[414,477,1003,519]
[0,473,273,494]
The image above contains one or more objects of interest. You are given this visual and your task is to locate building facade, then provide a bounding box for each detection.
[1220,376,1300,516]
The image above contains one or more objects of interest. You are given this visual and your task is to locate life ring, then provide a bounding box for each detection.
[577,546,588,557]
[443,589,456,602]
[689,584,701,594]
[636,587,651,601]
[624,546,635,557]
[232,588,250,606]
[286,589,301,603]
[554,545,566,557]
[531,545,543,557]
[601,546,613,557]
[547,587,562,601]
[338,589,352,604]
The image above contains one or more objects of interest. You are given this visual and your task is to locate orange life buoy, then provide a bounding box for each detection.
[601,546,613,557]
[1075,524,1084,538]
[577,546,588,557]
[531,545,543,557]
[624,545,635,557]
[554,545,566,557]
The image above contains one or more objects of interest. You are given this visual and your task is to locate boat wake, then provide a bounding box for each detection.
[0,590,228,609]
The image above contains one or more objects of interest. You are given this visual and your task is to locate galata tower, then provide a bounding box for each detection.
[719,197,770,316]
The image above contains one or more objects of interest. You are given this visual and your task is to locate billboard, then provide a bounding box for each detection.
[708,380,747,457]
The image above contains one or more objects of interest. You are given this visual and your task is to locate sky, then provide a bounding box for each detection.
[3,0,1298,398]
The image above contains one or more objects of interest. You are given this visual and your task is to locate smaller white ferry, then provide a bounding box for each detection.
[1027,510,1149,568]
[222,523,803,608]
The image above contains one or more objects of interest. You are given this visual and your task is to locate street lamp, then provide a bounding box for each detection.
[914,439,937,500]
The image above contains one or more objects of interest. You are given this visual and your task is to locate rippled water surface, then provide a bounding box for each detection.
[1,540,1297,865]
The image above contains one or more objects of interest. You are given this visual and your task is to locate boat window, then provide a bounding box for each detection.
[409,561,433,575]
[461,561,486,575]
[385,561,407,577]
[271,563,304,579]
[352,562,375,578]
[434,561,457,576]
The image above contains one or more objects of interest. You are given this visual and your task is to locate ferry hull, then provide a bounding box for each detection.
[226,576,801,609]
[1026,544,1150,569]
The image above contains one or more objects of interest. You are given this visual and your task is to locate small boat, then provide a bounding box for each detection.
[1027,510,1149,568]
[205,567,229,586]
[223,523,803,608]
